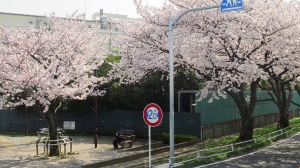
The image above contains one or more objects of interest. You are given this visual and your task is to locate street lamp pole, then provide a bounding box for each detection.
[168,4,219,166]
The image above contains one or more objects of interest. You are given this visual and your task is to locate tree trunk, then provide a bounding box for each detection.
[277,83,292,129]
[45,111,59,156]
[239,111,254,141]
[226,80,259,141]
[279,109,289,129]
[295,84,300,96]
[227,92,256,141]
[33,100,61,156]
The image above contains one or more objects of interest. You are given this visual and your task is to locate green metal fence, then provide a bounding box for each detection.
[196,91,300,125]
[0,109,202,138]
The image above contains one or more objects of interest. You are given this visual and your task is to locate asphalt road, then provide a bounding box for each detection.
[196,133,300,168]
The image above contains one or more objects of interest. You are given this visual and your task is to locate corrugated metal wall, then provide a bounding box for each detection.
[196,91,300,125]
[0,110,202,138]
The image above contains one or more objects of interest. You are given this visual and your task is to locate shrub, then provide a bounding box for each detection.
[162,133,198,144]
[64,130,116,136]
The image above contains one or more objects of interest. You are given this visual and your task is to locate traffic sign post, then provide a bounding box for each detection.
[143,103,163,168]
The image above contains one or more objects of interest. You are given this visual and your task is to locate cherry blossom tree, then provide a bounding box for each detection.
[258,29,300,129]
[0,13,108,156]
[109,0,300,140]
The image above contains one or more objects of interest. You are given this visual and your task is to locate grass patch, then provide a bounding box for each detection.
[202,136,238,149]
[163,117,300,168]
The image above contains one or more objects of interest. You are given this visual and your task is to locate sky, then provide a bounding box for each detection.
[0,0,164,19]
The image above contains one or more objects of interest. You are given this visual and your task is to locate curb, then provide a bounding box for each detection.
[82,139,203,168]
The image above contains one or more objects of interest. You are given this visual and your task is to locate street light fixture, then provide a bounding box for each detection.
[168,4,220,166]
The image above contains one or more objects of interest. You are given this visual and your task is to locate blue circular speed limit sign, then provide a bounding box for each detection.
[143,103,163,127]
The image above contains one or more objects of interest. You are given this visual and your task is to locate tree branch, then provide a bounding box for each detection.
[291,101,300,107]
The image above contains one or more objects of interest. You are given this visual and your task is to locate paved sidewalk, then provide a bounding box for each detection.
[0,135,148,168]
[196,132,300,168]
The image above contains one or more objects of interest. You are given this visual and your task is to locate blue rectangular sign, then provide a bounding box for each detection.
[220,0,244,13]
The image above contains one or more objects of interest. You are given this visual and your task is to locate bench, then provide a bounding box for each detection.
[118,135,136,149]
[118,129,135,149]
[37,127,65,140]
[120,129,135,136]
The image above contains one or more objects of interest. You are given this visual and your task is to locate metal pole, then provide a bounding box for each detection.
[10,118,11,134]
[43,140,45,154]
[70,141,73,153]
[168,18,175,166]
[36,141,39,156]
[64,143,66,157]
[25,91,28,136]
[25,106,28,136]
[168,5,220,167]
[94,70,98,148]
[94,96,98,148]
[148,126,151,168]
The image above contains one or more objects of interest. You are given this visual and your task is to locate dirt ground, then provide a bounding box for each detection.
[0,134,149,168]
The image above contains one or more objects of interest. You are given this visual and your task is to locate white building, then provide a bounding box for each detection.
[0,10,127,51]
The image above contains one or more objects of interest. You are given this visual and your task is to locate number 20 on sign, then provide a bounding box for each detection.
[143,103,163,127]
